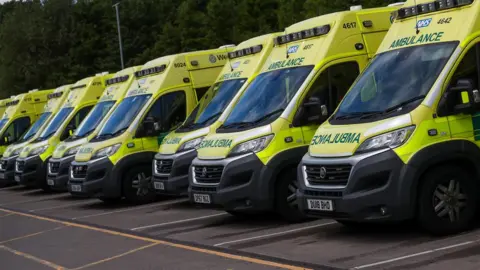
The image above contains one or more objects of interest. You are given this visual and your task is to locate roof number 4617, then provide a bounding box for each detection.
[343,22,356,29]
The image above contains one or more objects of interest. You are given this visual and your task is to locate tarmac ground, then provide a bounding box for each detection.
[1,185,480,270]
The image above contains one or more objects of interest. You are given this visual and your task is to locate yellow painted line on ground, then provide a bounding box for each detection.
[0,208,311,270]
[0,226,66,245]
[71,243,160,270]
[0,245,65,269]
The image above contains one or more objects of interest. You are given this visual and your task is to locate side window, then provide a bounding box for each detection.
[145,91,187,133]
[449,46,478,89]
[299,62,359,122]
[195,87,210,101]
[3,117,30,143]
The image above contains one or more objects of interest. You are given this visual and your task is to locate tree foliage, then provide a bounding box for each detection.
[0,0,399,97]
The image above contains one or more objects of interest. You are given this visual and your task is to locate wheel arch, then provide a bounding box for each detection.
[111,151,156,194]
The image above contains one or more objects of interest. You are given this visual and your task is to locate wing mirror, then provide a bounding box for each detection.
[293,96,329,126]
[438,79,480,117]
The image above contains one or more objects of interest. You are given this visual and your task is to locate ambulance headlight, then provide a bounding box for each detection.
[177,137,204,153]
[356,126,415,153]
[64,146,80,157]
[92,144,121,159]
[11,147,23,156]
[29,145,49,157]
[228,134,274,157]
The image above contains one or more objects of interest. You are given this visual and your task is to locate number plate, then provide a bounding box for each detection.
[71,184,82,192]
[14,175,20,183]
[307,199,334,211]
[47,179,54,186]
[193,194,211,204]
[154,181,165,190]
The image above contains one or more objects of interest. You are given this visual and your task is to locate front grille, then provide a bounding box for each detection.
[305,164,352,186]
[71,165,88,178]
[155,159,173,174]
[190,186,217,192]
[16,161,25,172]
[0,160,7,170]
[193,165,223,184]
[49,161,60,174]
[304,189,343,198]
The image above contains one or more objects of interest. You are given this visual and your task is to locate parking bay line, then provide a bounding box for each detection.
[0,208,312,270]
[213,221,337,247]
[71,198,188,220]
[29,200,97,212]
[0,245,66,269]
[0,226,66,245]
[352,240,478,269]
[131,212,229,231]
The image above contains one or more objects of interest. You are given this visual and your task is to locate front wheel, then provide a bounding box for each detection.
[417,165,478,235]
[275,170,308,223]
[122,166,156,204]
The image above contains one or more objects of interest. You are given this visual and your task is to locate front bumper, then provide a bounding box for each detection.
[188,153,274,212]
[152,150,197,196]
[15,155,47,187]
[0,156,18,186]
[297,149,416,222]
[68,157,118,198]
[47,155,75,191]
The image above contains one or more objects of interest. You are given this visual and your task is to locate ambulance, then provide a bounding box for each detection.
[189,4,403,221]
[69,47,233,203]
[0,98,12,119]
[297,0,480,235]
[47,66,141,191]
[15,72,113,189]
[0,90,53,159]
[0,85,72,186]
[153,33,281,195]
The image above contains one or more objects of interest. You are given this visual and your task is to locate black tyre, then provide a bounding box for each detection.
[417,165,478,235]
[98,197,122,204]
[274,169,308,222]
[122,165,155,204]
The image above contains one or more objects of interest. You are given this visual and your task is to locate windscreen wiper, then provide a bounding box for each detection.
[382,95,426,114]
[335,111,382,120]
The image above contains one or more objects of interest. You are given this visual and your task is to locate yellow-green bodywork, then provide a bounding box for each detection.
[158,33,283,155]
[19,73,113,161]
[75,47,234,166]
[52,66,142,159]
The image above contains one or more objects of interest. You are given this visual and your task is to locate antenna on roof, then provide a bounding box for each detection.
[285,29,290,59]
[414,0,420,35]
[223,46,234,72]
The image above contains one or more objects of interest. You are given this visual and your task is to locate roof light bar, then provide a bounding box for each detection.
[395,0,473,20]
[135,65,166,78]
[6,100,19,106]
[47,92,63,99]
[106,75,129,86]
[228,45,263,59]
[274,25,331,46]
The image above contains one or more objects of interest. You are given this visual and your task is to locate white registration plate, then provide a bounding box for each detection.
[47,179,54,186]
[71,184,82,192]
[154,181,165,190]
[14,175,20,183]
[193,194,211,204]
[307,199,334,211]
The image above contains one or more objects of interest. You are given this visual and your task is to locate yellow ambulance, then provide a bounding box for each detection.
[47,66,141,191]
[0,90,53,158]
[0,98,12,119]
[153,33,281,195]
[298,0,480,235]
[69,47,233,203]
[189,4,402,221]
[0,85,72,186]
[15,72,112,189]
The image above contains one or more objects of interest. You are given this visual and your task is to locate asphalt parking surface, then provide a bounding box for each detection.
[1,186,480,270]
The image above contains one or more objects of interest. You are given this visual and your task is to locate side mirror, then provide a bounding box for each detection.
[438,79,480,117]
[293,96,328,126]
[143,116,161,137]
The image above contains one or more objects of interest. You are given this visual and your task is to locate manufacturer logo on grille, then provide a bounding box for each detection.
[319,167,327,179]
[201,167,207,177]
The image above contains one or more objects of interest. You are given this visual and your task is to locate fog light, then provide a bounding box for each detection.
[380,206,387,216]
